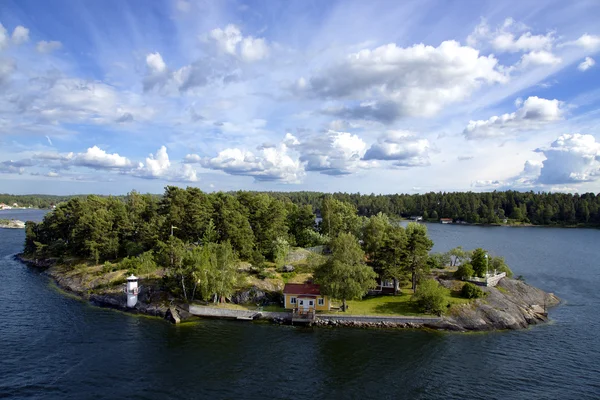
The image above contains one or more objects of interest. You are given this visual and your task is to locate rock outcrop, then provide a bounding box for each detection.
[439,278,560,331]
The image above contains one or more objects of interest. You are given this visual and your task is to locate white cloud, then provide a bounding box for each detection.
[134,146,198,182]
[464,96,564,139]
[519,50,562,67]
[200,141,304,183]
[240,36,269,62]
[560,34,600,51]
[136,146,171,178]
[36,40,62,53]
[11,26,29,45]
[492,31,554,53]
[472,179,504,188]
[46,171,59,178]
[289,130,374,175]
[143,52,170,91]
[146,52,167,74]
[209,24,242,56]
[208,24,269,62]
[535,134,600,184]
[0,76,154,131]
[363,130,430,167]
[467,18,555,53]
[578,57,596,71]
[184,154,202,163]
[72,146,132,169]
[299,40,507,122]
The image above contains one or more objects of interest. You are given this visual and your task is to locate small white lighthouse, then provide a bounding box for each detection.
[125,275,140,308]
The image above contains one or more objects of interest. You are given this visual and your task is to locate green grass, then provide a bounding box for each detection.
[343,295,422,316]
[341,288,472,317]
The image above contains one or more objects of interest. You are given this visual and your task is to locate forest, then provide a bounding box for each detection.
[6,189,600,226]
[24,187,512,313]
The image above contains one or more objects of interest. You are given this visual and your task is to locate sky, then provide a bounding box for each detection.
[1,0,600,195]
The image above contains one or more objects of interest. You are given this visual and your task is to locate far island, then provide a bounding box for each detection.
[0,219,25,229]
[18,187,560,331]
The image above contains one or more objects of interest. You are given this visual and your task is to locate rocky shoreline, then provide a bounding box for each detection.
[16,254,560,331]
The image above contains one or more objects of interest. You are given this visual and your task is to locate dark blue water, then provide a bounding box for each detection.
[1,211,599,399]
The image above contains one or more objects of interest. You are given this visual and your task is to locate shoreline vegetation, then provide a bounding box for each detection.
[17,187,560,331]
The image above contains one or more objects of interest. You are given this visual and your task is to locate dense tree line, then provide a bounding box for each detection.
[7,190,600,225]
[268,190,600,226]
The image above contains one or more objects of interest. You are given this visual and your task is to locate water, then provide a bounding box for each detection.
[1,211,599,399]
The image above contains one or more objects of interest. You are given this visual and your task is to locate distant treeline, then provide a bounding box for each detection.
[266,190,600,226]
[7,189,600,225]
[0,194,102,208]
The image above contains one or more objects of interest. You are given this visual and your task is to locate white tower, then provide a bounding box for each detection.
[125,275,140,308]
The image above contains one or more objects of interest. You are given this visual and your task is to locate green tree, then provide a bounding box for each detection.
[314,232,377,311]
[321,197,361,238]
[489,255,513,278]
[446,246,467,267]
[404,222,433,292]
[287,203,317,247]
[470,248,488,278]
[453,263,474,280]
[157,236,189,299]
[211,241,238,303]
[272,237,290,267]
[211,193,255,259]
[377,224,407,294]
[411,279,446,315]
[362,212,390,259]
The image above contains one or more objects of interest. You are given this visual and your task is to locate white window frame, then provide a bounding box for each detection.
[318,298,324,306]
[308,300,314,307]
[290,297,296,304]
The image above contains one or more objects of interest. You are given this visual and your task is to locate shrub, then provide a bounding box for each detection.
[258,270,276,280]
[102,261,118,274]
[251,250,266,270]
[461,282,484,299]
[412,279,447,315]
[454,263,474,280]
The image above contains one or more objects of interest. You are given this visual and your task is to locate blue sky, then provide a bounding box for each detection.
[1,0,600,195]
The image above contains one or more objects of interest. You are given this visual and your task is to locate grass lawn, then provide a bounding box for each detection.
[343,294,422,316]
[340,288,472,317]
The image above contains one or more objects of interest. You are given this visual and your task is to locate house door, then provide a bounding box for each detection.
[298,299,312,311]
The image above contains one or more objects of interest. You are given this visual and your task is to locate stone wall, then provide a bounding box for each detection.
[486,272,506,287]
[317,314,441,325]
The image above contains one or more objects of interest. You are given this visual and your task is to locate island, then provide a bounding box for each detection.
[18,187,560,331]
[0,219,25,229]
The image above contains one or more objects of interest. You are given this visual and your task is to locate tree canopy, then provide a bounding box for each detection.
[313,232,377,311]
